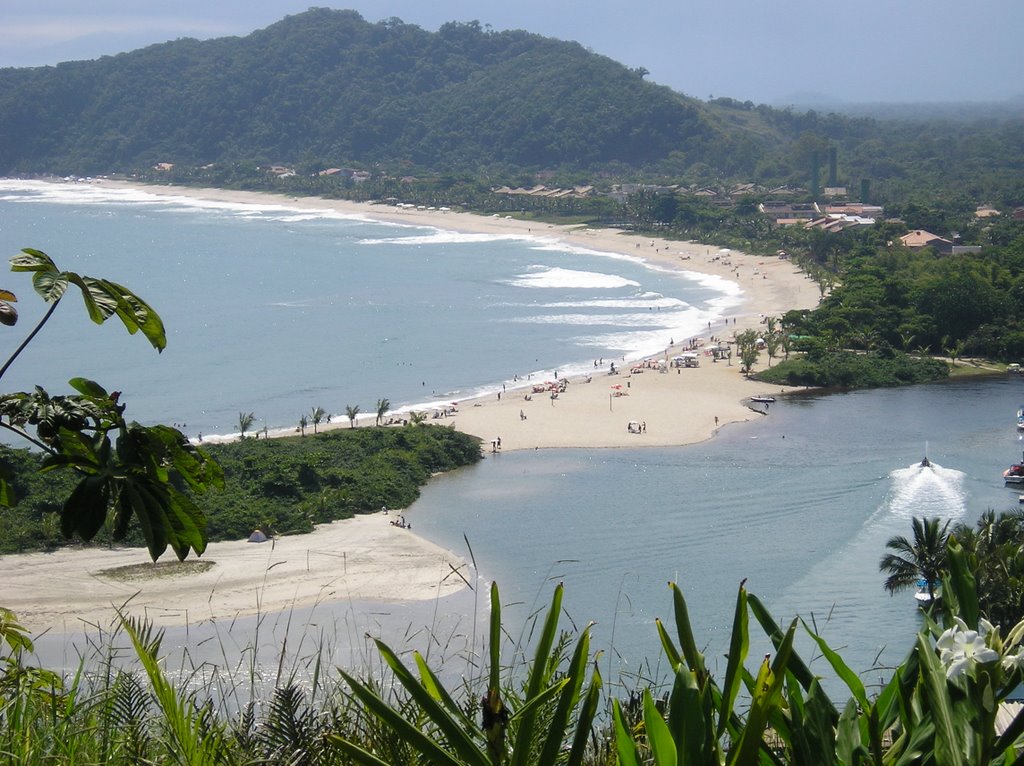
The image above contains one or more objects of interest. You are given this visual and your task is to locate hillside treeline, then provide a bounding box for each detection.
[0,9,717,174]
[780,227,1024,361]
[1,6,1022,209]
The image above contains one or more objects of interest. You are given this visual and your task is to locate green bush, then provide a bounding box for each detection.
[757,349,949,388]
[0,424,481,551]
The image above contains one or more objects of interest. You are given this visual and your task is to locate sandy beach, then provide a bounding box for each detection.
[1,180,820,635]
[98,180,821,452]
[2,514,467,635]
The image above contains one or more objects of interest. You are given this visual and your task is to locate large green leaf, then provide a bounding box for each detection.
[718,580,749,738]
[612,698,642,766]
[945,537,979,628]
[374,639,489,766]
[10,249,166,351]
[669,662,713,766]
[727,618,796,766]
[567,661,602,766]
[668,581,707,675]
[916,632,965,765]
[336,669,473,766]
[510,582,564,766]
[748,593,836,718]
[803,619,869,711]
[643,688,677,766]
[61,474,112,540]
[536,627,592,766]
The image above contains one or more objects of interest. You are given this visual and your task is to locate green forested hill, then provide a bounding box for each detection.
[1,6,1022,201]
[0,8,718,174]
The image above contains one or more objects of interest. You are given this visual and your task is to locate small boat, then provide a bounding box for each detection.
[920,456,931,468]
[750,396,776,404]
[1005,453,1024,485]
[915,579,941,605]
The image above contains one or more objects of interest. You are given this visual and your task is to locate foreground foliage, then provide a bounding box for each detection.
[0,249,222,561]
[3,545,1023,765]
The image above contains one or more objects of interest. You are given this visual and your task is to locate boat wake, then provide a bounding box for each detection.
[883,462,967,521]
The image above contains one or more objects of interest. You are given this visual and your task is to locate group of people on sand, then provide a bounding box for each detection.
[382,505,411,529]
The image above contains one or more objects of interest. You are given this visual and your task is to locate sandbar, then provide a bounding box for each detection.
[2,514,466,635]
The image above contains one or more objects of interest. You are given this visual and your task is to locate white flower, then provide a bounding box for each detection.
[937,617,1000,679]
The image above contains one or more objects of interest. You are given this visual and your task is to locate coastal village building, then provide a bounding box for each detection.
[492,184,595,200]
[804,214,875,232]
[759,201,820,226]
[900,229,953,252]
[823,202,885,218]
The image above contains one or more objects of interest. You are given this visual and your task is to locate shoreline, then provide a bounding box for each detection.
[1,514,468,635]
[0,178,820,635]
[97,179,821,451]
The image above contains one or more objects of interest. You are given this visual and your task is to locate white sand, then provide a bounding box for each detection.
[2,515,466,634]
[0,180,820,634]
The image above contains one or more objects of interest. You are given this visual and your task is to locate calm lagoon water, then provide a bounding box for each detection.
[6,181,1023,699]
[408,377,1024,695]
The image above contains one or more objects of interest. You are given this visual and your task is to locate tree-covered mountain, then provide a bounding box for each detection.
[0,8,723,175]
[1,6,1021,204]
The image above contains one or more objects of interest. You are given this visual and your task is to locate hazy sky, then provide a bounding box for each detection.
[3,0,1022,105]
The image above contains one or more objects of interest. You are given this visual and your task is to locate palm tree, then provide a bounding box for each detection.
[953,510,1024,626]
[408,410,427,426]
[310,406,325,434]
[375,398,390,426]
[879,516,951,603]
[238,411,255,439]
[299,414,308,436]
[345,404,360,428]
[945,339,966,367]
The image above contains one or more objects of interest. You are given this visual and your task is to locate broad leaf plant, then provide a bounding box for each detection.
[0,248,221,561]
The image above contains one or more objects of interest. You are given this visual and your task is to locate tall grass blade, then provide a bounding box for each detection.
[510,582,565,766]
[337,669,475,766]
[643,688,677,766]
[717,580,749,739]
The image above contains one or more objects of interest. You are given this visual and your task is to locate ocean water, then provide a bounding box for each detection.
[0,180,740,441]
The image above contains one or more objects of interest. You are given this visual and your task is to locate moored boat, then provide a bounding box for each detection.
[1005,453,1024,485]
[915,579,941,605]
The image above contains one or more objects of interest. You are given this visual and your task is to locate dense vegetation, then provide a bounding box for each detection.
[759,225,1024,367]
[757,347,950,388]
[4,549,1024,764]
[0,6,1021,211]
[881,511,1024,631]
[0,9,715,175]
[0,424,480,554]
